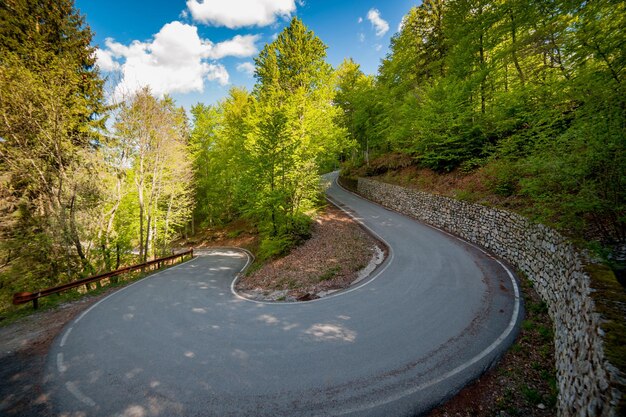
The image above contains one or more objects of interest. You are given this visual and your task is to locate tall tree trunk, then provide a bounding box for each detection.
[138,181,145,261]
[106,175,123,253]
[163,194,174,255]
[144,214,151,262]
[478,6,486,115]
[68,191,89,273]
[137,149,146,262]
[509,8,526,86]
[549,34,570,80]
[504,61,509,92]
[97,175,122,271]
[480,35,486,114]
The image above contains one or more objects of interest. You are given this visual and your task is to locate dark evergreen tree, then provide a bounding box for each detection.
[0,0,106,304]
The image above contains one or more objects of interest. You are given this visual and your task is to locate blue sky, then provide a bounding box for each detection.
[76,0,417,109]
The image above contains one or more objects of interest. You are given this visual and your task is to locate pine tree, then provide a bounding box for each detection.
[377,0,448,150]
[0,0,105,128]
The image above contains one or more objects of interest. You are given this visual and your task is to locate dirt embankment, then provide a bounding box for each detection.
[236,204,385,301]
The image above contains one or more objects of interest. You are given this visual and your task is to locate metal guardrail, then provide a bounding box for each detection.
[13,249,194,309]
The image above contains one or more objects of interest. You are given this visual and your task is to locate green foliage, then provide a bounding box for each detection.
[376,0,447,150]
[0,0,106,309]
[191,18,349,254]
[410,77,487,171]
[484,159,522,197]
[521,385,543,405]
[318,266,341,282]
[113,89,193,262]
[257,236,293,262]
[334,58,373,161]
[257,214,312,261]
[336,0,625,248]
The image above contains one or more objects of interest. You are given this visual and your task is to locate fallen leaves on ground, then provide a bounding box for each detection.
[236,204,383,300]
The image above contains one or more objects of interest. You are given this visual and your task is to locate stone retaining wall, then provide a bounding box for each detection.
[357,177,621,417]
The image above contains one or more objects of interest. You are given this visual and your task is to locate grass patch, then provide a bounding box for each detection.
[226,229,244,239]
[537,325,552,341]
[318,266,341,282]
[244,260,264,277]
[452,188,479,202]
[527,300,548,315]
[521,386,543,405]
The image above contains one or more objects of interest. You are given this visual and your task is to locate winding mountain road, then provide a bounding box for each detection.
[46,172,522,417]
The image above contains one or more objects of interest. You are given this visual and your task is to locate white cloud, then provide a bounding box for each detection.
[206,34,260,59]
[375,44,383,52]
[367,8,389,37]
[207,64,229,85]
[104,38,130,57]
[107,22,211,99]
[187,0,296,28]
[359,33,365,43]
[98,21,259,100]
[94,48,119,72]
[236,62,256,76]
[357,17,363,24]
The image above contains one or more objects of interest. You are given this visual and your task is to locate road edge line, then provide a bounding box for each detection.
[228,180,395,305]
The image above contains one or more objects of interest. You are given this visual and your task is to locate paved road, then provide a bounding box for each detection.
[46,172,521,417]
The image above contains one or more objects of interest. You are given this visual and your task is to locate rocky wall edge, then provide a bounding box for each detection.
[356,177,623,417]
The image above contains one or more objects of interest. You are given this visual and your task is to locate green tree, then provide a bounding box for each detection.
[0,0,106,306]
[0,0,105,127]
[114,89,193,262]
[247,18,347,255]
[518,0,626,245]
[377,0,448,150]
[335,59,376,163]
[189,87,252,228]
[341,0,625,252]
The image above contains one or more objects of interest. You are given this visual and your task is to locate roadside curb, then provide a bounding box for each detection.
[228,178,395,305]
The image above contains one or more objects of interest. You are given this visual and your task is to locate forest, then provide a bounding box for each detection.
[0,0,624,312]
[337,0,625,260]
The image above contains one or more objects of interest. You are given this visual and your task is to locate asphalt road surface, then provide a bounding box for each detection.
[46,172,522,417]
